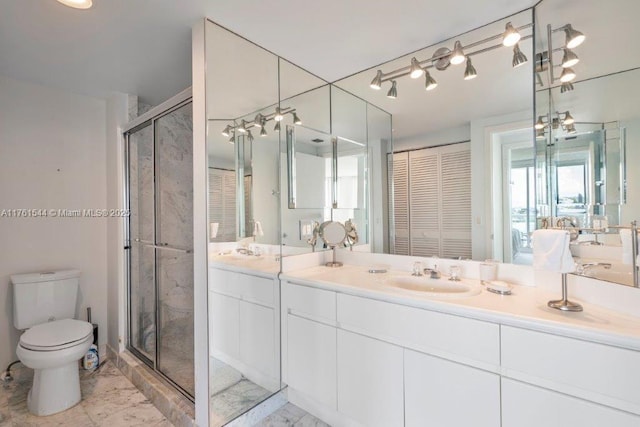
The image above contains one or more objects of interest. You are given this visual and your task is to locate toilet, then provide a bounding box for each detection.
[11,269,93,416]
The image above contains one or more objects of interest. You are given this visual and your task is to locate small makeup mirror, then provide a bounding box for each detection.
[319,221,347,267]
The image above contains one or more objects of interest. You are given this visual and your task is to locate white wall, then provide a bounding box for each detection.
[0,75,108,369]
[106,93,129,353]
[393,124,470,151]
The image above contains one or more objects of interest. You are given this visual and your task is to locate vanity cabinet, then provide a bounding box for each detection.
[282,279,640,427]
[287,314,337,409]
[502,379,640,427]
[337,329,404,427]
[209,266,279,390]
[404,349,500,427]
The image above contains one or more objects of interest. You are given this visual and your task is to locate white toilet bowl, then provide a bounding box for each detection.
[16,318,93,416]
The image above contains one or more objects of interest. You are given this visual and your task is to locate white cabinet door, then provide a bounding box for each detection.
[337,330,403,427]
[209,292,239,359]
[502,378,640,427]
[404,349,500,427]
[287,314,337,409]
[239,301,275,379]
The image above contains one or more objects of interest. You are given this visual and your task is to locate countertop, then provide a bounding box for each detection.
[209,253,280,278]
[282,264,640,351]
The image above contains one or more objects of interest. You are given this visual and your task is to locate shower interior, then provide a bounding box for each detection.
[125,94,195,399]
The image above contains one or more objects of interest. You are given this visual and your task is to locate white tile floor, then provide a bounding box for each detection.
[0,360,172,427]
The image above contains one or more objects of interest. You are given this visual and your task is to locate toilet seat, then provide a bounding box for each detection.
[20,318,92,352]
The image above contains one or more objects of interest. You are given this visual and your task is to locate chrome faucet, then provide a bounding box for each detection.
[424,265,441,279]
[576,262,612,275]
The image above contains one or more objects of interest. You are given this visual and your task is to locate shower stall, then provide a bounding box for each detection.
[123,90,194,399]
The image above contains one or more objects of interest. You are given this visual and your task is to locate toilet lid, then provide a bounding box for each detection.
[20,319,92,350]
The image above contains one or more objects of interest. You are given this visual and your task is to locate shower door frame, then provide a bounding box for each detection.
[123,88,194,401]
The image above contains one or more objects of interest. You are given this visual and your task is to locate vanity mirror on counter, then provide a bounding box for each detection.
[534,0,640,287]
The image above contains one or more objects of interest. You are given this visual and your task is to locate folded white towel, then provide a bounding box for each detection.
[620,229,639,266]
[532,229,576,273]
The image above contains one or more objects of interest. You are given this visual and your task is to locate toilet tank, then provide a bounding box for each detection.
[11,269,81,329]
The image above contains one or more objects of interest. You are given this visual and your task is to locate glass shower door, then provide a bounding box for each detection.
[128,122,157,362]
[155,103,194,396]
[126,99,194,399]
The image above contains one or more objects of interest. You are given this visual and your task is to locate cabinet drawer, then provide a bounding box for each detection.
[209,268,275,307]
[337,294,500,369]
[501,326,640,414]
[502,378,640,427]
[284,281,336,324]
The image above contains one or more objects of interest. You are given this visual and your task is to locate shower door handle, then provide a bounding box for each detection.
[132,240,192,254]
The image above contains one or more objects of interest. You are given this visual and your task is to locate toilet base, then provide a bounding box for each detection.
[27,361,81,416]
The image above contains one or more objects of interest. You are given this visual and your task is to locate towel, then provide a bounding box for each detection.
[532,229,576,273]
[620,229,639,266]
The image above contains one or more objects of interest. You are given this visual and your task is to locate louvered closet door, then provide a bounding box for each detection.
[439,143,472,259]
[391,153,409,255]
[409,149,441,256]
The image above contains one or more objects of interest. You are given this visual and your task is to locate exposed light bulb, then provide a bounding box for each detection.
[561,49,579,68]
[450,41,465,65]
[370,70,383,90]
[56,0,93,9]
[560,67,576,83]
[409,57,424,79]
[564,25,585,49]
[424,71,437,91]
[502,22,521,47]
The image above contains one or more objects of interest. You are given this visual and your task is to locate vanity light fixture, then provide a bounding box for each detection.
[537,23,585,87]
[56,0,93,9]
[424,71,438,91]
[562,111,575,125]
[368,22,534,98]
[560,67,576,82]
[535,128,546,139]
[370,70,383,90]
[565,123,577,134]
[535,116,546,130]
[563,24,586,49]
[247,130,254,142]
[216,106,299,137]
[502,22,521,47]
[387,81,398,99]
[561,49,579,68]
[228,135,235,144]
[463,57,477,80]
[512,43,528,68]
[409,57,424,78]
[560,81,574,93]
[450,41,466,65]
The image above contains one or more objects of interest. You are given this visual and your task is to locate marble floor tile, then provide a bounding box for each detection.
[210,378,273,426]
[254,403,328,427]
[0,360,171,427]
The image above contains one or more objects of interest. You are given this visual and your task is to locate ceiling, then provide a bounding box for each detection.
[0,0,537,106]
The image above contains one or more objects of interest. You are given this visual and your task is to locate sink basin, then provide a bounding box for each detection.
[386,276,481,298]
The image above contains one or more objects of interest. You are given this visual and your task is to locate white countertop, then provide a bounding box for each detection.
[282,264,640,351]
[209,253,280,278]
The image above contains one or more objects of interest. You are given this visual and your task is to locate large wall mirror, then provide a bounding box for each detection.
[335,9,534,263]
[535,0,640,287]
